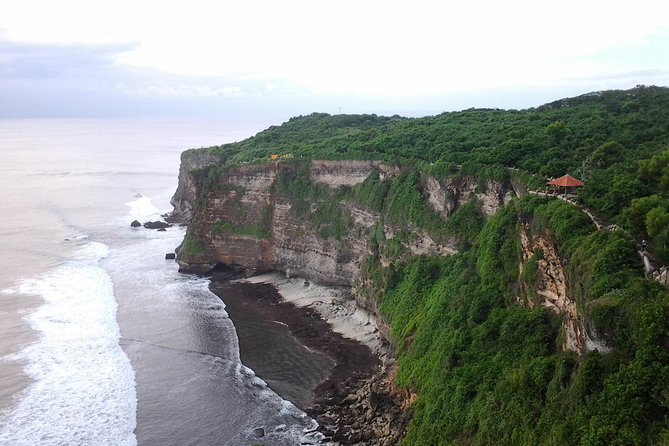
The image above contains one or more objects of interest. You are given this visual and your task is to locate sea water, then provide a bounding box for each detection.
[0,116,323,445]
[0,241,136,445]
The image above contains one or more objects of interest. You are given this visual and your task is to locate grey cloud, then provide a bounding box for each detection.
[0,39,307,118]
[0,40,146,117]
[1,39,666,119]
[577,69,669,84]
[0,41,134,79]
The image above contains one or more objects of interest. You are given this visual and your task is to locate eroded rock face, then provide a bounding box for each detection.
[172,159,481,285]
[518,223,586,354]
[170,149,220,222]
[309,160,400,188]
[171,156,521,444]
[657,267,669,287]
[423,175,514,219]
[172,155,523,290]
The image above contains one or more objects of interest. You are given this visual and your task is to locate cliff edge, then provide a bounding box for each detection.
[172,157,515,285]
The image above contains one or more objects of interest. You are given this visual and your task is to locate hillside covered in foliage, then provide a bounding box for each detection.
[184,86,669,445]
[198,85,669,260]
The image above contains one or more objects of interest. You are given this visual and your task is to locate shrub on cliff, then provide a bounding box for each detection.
[375,197,669,445]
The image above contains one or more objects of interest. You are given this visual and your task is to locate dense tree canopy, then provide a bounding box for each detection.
[195,85,669,259]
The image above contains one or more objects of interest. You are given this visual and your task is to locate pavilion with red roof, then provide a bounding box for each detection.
[547,174,584,195]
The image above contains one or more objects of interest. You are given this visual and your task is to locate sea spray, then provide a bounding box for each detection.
[125,194,163,224]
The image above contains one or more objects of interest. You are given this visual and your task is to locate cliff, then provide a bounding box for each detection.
[168,88,669,444]
[170,149,221,222]
[171,152,669,445]
[518,223,582,351]
[173,158,515,285]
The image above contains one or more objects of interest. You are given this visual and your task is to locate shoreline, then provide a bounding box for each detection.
[209,270,410,445]
[237,272,390,360]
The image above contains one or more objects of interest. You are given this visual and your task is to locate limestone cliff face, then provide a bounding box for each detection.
[518,223,610,355]
[309,160,399,187]
[172,155,516,286]
[170,149,220,222]
[423,175,514,219]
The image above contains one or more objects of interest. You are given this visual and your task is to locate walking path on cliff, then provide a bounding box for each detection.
[527,189,669,287]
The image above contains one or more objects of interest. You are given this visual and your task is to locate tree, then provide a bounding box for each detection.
[546,120,567,144]
[638,150,669,192]
[623,195,669,237]
[645,206,669,250]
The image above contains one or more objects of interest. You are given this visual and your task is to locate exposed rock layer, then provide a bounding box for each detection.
[423,174,514,219]
[170,149,220,222]
[519,223,586,354]
[173,158,515,287]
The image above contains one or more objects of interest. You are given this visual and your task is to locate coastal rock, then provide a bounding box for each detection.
[162,212,180,224]
[143,221,172,230]
[252,427,265,438]
[165,253,176,259]
[311,363,412,446]
[177,261,216,274]
[130,220,141,227]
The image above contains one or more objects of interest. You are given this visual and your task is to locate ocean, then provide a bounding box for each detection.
[0,116,328,445]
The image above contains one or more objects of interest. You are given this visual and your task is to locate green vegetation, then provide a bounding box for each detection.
[384,171,442,231]
[519,248,542,286]
[182,86,669,444]
[211,220,270,239]
[181,234,206,256]
[372,198,669,445]
[273,161,353,240]
[443,200,485,248]
[195,86,669,256]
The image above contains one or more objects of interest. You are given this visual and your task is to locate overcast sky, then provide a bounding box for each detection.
[1,0,668,118]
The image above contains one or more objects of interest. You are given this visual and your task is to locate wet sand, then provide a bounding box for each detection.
[208,274,381,412]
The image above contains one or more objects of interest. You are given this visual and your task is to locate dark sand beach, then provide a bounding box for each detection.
[209,278,380,409]
[208,273,388,444]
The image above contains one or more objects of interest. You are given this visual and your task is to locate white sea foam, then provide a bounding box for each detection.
[125,195,163,223]
[230,363,321,445]
[0,243,137,446]
[64,234,89,242]
[72,241,110,262]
